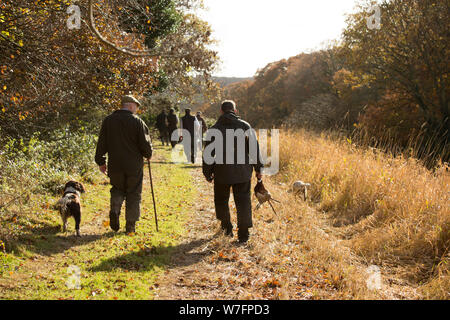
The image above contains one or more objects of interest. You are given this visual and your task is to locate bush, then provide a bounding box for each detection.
[1,130,97,190]
[0,129,100,247]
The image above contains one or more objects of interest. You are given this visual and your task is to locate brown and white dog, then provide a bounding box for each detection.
[57,181,85,236]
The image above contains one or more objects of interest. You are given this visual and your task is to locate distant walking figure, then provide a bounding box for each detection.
[203,100,264,243]
[181,108,199,164]
[196,111,208,150]
[95,95,153,235]
[167,108,179,149]
[156,110,169,146]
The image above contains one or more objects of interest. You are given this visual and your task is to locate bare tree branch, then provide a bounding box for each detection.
[87,0,182,59]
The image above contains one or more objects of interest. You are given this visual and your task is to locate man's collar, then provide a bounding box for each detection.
[116,109,133,114]
[219,111,240,120]
[223,111,238,117]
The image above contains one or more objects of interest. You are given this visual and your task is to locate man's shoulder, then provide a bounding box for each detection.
[229,117,252,131]
[210,120,220,129]
[237,118,252,130]
[107,110,132,118]
[103,112,118,124]
[133,114,148,126]
[103,111,147,129]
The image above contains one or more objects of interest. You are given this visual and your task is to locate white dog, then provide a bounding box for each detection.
[292,181,311,201]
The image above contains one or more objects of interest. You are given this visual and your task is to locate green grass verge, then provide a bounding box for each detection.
[0,146,197,300]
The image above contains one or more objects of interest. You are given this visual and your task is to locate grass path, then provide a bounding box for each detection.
[153,163,420,300]
[0,146,197,300]
[0,144,420,300]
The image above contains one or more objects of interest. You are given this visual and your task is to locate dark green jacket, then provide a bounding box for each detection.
[203,111,264,184]
[167,113,179,131]
[95,110,153,175]
[156,112,168,131]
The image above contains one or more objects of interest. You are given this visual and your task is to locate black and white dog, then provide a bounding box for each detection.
[57,181,85,237]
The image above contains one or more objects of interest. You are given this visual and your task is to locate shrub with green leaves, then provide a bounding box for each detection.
[0,129,101,248]
[0,129,99,199]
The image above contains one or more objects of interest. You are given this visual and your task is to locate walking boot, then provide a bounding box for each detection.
[238,228,249,243]
[109,211,120,232]
[221,221,233,238]
[125,221,136,235]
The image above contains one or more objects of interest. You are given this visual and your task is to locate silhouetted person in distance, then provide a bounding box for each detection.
[196,111,208,149]
[202,100,264,243]
[196,111,208,135]
[155,110,169,146]
[181,108,198,164]
[167,108,179,149]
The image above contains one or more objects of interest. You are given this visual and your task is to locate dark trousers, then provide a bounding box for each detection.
[214,181,252,230]
[183,141,195,163]
[109,170,143,222]
[158,129,169,146]
[169,128,178,148]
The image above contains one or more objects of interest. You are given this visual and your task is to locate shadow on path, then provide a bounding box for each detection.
[89,235,217,273]
[15,220,113,256]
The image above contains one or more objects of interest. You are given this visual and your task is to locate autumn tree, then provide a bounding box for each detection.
[0,0,218,140]
[215,0,448,162]
[342,0,449,160]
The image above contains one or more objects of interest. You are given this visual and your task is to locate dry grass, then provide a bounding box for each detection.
[154,129,447,300]
[155,163,415,300]
[275,129,449,299]
[154,165,380,300]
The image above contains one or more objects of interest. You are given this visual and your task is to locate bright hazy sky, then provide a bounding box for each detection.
[199,0,360,78]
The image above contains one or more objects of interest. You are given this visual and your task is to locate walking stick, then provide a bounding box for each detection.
[147,159,159,232]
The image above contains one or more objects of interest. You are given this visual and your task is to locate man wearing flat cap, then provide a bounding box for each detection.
[95,95,153,235]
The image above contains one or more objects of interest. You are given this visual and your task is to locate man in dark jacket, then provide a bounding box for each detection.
[167,108,179,149]
[95,95,153,235]
[156,110,169,146]
[181,108,198,164]
[202,100,264,243]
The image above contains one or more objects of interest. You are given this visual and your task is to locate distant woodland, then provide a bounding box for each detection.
[202,0,449,166]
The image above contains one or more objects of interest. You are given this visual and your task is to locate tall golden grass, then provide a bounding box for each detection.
[276,129,449,299]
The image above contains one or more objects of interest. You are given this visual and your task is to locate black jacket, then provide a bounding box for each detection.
[203,112,264,184]
[181,114,197,137]
[167,113,179,131]
[95,110,153,175]
[156,112,168,131]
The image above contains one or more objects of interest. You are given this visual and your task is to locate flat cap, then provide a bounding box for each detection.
[121,95,141,106]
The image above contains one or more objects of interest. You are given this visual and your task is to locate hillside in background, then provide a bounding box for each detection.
[165,77,254,116]
[213,77,253,88]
